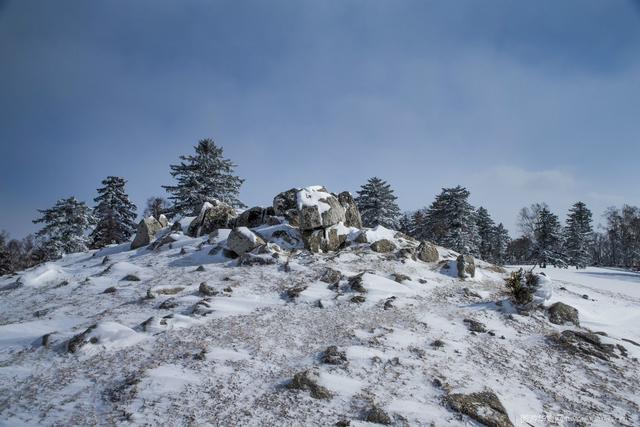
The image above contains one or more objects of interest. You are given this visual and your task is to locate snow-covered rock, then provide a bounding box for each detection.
[131,217,164,249]
[456,254,475,278]
[296,186,346,230]
[337,191,362,229]
[226,227,265,255]
[187,201,237,237]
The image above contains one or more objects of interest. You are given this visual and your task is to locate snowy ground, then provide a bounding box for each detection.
[0,234,639,426]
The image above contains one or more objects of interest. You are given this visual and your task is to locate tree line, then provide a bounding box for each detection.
[1,138,638,275]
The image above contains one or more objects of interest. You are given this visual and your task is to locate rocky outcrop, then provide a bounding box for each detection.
[131,217,164,249]
[416,241,439,263]
[303,225,349,253]
[446,391,513,427]
[272,188,299,226]
[547,302,579,326]
[187,201,237,237]
[297,186,346,230]
[552,330,626,361]
[337,191,362,228]
[234,206,276,228]
[226,227,265,256]
[456,254,475,278]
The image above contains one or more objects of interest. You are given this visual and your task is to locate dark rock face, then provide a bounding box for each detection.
[337,191,363,228]
[272,188,298,216]
[286,370,333,400]
[446,391,513,427]
[547,302,580,326]
[370,239,396,253]
[131,217,163,249]
[234,206,274,228]
[319,268,343,285]
[416,241,439,263]
[187,201,237,237]
[456,254,475,278]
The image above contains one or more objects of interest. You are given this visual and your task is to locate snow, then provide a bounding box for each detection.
[296,185,332,214]
[0,230,638,425]
[236,226,259,243]
[359,225,397,243]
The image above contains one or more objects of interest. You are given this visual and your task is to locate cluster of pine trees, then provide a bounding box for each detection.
[0,139,244,274]
[2,137,639,275]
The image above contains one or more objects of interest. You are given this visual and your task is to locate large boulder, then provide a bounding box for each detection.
[302,225,349,253]
[337,191,362,229]
[548,302,579,326]
[226,227,266,256]
[234,206,276,228]
[416,241,439,263]
[456,254,475,279]
[297,186,346,230]
[131,217,164,249]
[187,201,237,237]
[273,188,299,226]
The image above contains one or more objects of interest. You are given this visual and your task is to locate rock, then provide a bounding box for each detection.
[302,225,349,253]
[131,217,163,249]
[226,227,266,256]
[158,214,169,227]
[199,282,217,296]
[238,252,277,266]
[392,273,411,283]
[364,405,392,425]
[416,241,439,263]
[320,268,343,285]
[148,233,177,250]
[103,286,117,294]
[383,296,396,310]
[195,265,206,272]
[286,370,333,400]
[446,391,513,427]
[187,201,237,237]
[431,339,445,348]
[121,274,141,282]
[321,346,347,365]
[273,188,298,220]
[354,231,368,244]
[463,287,481,299]
[337,191,362,228]
[297,186,346,230]
[552,330,624,361]
[547,302,580,326]
[67,324,97,353]
[101,256,110,265]
[370,239,396,253]
[255,225,305,250]
[171,221,183,232]
[285,285,308,300]
[348,273,367,293]
[235,206,274,228]
[350,295,366,304]
[396,247,416,261]
[456,254,475,278]
[582,294,589,300]
[153,287,184,295]
[463,318,487,333]
[158,298,178,310]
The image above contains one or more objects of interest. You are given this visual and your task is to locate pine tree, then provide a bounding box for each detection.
[422,186,479,255]
[398,212,413,236]
[144,197,170,219]
[163,139,245,216]
[0,231,12,276]
[90,176,137,248]
[533,207,565,268]
[33,197,95,260]
[355,177,402,229]
[492,223,511,266]
[476,207,496,261]
[564,201,593,269]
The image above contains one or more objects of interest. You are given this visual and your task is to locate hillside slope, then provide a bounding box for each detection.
[1,227,639,426]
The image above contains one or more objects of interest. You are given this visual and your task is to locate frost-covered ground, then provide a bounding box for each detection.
[0,234,639,426]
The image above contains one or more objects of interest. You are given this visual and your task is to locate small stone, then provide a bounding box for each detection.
[195,265,206,272]
[370,239,396,253]
[286,370,333,400]
[321,346,347,365]
[431,339,445,348]
[199,282,217,296]
[158,298,178,310]
[350,295,366,304]
[180,247,187,255]
[463,318,487,333]
[223,286,233,293]
[285,285,308,300]
[547,302,580,326]
[122,274,140,282]
[103,286,117,294]
[582,294,589,300]
[364,405,392,425]
[392,273,411,283]
[348,273,367,293]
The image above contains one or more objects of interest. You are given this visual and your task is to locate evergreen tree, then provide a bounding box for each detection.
[564,201,593,269]
[422,186,479,255]
[144,196,170,219]
[410,209,427,240]
[533,207,565,268]
[492,223,511,266]
[355,177,402,229]
[0,231,12,276]
[33,197,94,260]
[476,206,496,261]
[163,139,245,216]
[90,176,137,248]
[398,212,413,236]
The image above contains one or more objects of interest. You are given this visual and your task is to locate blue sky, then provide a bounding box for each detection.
[1,0,639,238]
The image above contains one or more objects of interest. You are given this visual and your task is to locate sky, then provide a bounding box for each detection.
[1,0,639,238]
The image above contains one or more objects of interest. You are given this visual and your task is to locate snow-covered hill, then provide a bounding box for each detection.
[1,221,639,425]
